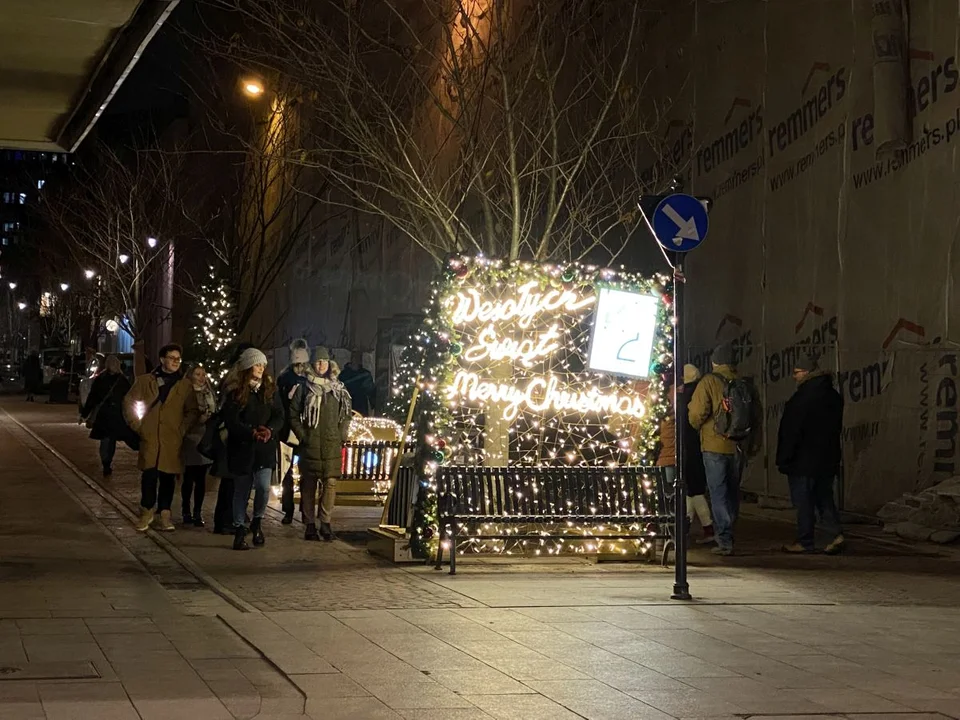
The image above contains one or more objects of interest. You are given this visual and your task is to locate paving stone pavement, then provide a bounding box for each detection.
[2,399,960,720]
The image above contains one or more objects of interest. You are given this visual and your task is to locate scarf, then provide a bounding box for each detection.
[302,375,352,430]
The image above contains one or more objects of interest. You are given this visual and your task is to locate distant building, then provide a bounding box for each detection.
[0,149,68,252]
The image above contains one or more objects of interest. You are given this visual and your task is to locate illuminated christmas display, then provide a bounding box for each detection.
[388,254,674,558]
[191,266,236,383]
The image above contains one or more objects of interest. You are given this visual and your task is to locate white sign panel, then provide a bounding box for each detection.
[587,288,659,379]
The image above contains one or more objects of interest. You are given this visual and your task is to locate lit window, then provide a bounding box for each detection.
[18,193,26,204]
[37,179,45,190]
[2,238,8,246]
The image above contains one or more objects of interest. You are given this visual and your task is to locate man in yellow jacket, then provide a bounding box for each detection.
[123,344,198,532]
[688,343,747,555]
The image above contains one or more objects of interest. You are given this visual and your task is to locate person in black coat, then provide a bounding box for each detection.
[776,351,844,554]
[80,355,132,476]
[23,351,43,401]
[221,348,283,551]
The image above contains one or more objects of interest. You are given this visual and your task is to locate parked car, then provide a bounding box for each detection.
[78,353,135,408]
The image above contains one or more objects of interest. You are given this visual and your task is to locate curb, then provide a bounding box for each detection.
[2,408,261,615]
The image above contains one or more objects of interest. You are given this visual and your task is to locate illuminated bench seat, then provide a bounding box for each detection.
[434,465,673,574]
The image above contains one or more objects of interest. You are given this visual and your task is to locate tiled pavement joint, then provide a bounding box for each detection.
[0,408,259,616]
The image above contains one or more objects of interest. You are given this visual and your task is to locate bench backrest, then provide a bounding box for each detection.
[435,466,667,518]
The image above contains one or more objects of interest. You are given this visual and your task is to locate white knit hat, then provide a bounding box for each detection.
[238,347,268,371]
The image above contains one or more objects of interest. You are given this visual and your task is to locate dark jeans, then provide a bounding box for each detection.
[702,451,744,550]
[181,464,209,518]
[141,468,176,512]
[99,437,117,470]
[233,468,272,527]
[788,474,843,549]
[214,477,235,531]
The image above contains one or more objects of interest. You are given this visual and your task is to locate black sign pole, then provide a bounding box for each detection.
[671,253,691,601]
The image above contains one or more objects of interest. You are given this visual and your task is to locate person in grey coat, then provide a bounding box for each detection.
[181,364,217,526]
[289,346,352,541]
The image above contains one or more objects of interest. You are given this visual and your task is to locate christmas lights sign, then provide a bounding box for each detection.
[387,254,674,558]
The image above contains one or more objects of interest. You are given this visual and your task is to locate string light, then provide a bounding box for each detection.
[388,254,674,559]
[191,266,236,383]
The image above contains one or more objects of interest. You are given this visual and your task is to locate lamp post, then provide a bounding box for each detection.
[6,282,16,361]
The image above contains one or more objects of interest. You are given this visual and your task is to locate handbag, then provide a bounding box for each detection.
[122,394,162,451]
[85,378,121,430]
[197,409,225,461]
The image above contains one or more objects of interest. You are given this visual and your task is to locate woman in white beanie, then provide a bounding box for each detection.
[221,347,284,550]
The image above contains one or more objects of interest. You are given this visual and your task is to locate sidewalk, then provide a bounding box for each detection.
[2,399,960,720]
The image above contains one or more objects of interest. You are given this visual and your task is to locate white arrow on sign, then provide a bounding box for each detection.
[662,203,700,245]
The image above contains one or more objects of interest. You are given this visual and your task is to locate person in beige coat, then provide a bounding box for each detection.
[123,344,198,532]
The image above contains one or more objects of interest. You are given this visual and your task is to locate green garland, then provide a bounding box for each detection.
[388,254,674,559]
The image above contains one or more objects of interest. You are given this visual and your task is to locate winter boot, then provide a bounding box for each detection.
[103,466,113,477]
[135,508,155,533]
[193,514,205,528]
[182,511,193,526]
[233,525,250,551]
[251,518,265,547]
[281,511,293,525]
[320,522,336,542]
[158,510,175,532]
[304,523,320,541]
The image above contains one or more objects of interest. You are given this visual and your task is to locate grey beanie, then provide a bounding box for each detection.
[795,349,819,372]
[238,347,268,371]
[313,345,330,362]
[712,342,737,367]
[289,338,310,365]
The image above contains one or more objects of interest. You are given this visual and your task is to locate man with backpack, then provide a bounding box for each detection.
[688,342,759,555]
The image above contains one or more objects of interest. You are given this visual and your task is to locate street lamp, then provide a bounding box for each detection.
[16,302,26,311]
[59,283,69,292]
[147,237,158,248]
[8,282,16,291]
[84,269,96,279]
[242,78,265,97]
[118,254,130,264]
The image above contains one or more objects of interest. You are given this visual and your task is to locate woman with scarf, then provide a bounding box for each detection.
[221,348,283,550]
[289,346,352,541]
[180,364,217,527]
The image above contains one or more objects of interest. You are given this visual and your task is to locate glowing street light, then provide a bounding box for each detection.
[119,254,130,264]
[84,269,96,279]
[7,282,16,290]
[147,237,158,248]
[59,282,69,292]
[242,78,265,97]
[17,302,26,311]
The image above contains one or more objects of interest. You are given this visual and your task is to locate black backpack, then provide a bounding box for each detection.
[712,374,755,441]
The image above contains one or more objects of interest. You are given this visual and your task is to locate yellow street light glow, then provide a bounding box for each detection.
[243,79,265,97]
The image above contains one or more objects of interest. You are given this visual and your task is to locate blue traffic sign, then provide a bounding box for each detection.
[652,193,709,253]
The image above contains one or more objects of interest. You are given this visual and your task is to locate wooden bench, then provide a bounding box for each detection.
[434,465,673,574]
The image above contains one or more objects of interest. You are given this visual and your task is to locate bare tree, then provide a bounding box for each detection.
[203,95,327,343]
[203,0,682,264]
[39,142,199,372]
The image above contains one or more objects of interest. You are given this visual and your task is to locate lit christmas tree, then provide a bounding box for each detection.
[190,265,236,383]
